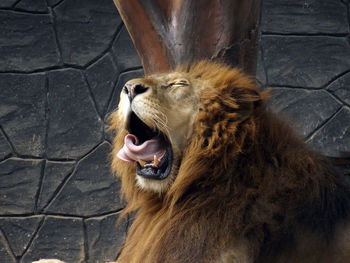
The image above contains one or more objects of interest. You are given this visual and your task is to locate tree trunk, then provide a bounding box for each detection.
[113,0,260,75]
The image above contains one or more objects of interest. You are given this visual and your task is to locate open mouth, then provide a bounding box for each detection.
[117,112,173,180]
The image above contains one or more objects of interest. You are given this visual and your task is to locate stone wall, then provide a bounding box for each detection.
[257,0,350,160]
[0,0,349,263]
[0,0,142,262]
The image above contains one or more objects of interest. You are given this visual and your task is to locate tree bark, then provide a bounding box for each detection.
[113,0,260,75]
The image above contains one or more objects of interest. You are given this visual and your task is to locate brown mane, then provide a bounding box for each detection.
[109,61,350,263]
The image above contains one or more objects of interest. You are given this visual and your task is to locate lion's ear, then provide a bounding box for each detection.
[231,87,265,120]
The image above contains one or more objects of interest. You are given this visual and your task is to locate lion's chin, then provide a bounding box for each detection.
[136,148,180,193]
[136,173,175,193]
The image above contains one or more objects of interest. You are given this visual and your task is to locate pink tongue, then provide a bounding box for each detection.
[117,134,166,163]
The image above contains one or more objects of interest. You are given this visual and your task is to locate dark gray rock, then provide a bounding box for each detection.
[37,161,75,211]
[47,69,103,159]
[15,0,48,13]
[328,72,350,105]
[268,88,342,138]
[47,0,62,7]
[112,26,142,72]
[0,11,60,71]
[0,231,15,263]
[261,0,349,34]
[54,0,122,66]
[262,36,350,88]
[104,124,114,143]
[0,216,43,257]
[22,216,84,263]
[256,46,266,86]
[336,164,350,177]
[0,129,12,160]
[46,142,124,217]
[0,158,43,215]
[0,0,17,8]
[86,213,127,263]
[106,69,144,119]
[86,53,119,116]
[0,73,46,157]
[308,107,350,158]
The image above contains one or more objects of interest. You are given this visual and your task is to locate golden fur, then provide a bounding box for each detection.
[113,72,200,193]
[108,61,350,263]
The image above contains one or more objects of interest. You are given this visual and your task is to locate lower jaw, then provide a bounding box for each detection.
[135,153,181,193]
[136,145,173,180]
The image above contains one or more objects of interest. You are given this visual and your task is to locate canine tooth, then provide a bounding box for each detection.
[153,155,160,167]
[143,155,160,168]
[138,159,146,167]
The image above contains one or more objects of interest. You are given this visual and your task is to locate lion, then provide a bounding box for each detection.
[109,61,350,263]
[35,61,350,263]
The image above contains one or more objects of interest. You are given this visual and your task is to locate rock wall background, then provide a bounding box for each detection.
[0,0,349,262]
[258,0,350,161]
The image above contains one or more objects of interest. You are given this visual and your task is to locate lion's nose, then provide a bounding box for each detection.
[123,82,149,102]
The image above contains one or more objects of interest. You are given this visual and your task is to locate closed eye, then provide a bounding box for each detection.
[169,80,189,88]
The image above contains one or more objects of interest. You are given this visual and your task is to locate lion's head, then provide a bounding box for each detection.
[110,61,265,195]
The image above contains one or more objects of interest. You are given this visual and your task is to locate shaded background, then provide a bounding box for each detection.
[0,0,349,262]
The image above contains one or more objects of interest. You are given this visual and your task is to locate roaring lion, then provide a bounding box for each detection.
[36,61,350,263]
[110,61,350,263]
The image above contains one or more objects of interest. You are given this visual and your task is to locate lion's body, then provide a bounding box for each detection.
[109,61,350,263]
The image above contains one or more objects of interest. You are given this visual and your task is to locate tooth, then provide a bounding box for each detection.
[153,155,159,167]
[143,155,160,168]
[143,161,153,168]
[138,159,146,167]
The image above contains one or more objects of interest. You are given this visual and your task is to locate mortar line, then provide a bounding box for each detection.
[19,216,46,258]
[305,106,343,142]
[0,7,48,14]
[43,75,50,159]
[0,126,18,157]
[40,140,109,212]
[82,71,103,120]
[322,69,350,90]
[326,89,350,108]
[82,219,90,263]
[0,229,16,261]
[34,160,47,214]
[75,19,125,70]
[47,5,64,66]
[11,0,22,8]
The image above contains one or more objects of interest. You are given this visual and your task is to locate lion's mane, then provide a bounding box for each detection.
[109,61,350,263]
